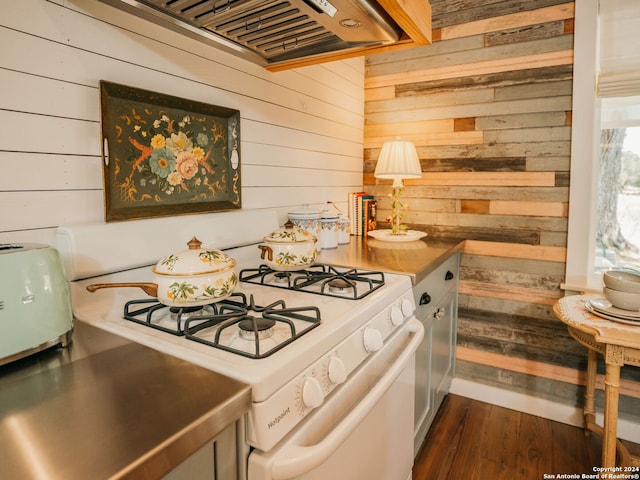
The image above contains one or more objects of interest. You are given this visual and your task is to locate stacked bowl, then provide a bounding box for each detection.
[603,270,640,311]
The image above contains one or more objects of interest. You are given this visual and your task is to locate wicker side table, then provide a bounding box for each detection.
[553,294,640,468]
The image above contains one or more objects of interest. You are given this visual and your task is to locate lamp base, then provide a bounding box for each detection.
[367,229,427,242]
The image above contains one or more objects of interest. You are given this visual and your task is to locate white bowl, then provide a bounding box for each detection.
[603,287,640,311]
[603,270,640,294]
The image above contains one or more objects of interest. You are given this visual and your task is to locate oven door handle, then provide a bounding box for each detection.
[269,318,423,480]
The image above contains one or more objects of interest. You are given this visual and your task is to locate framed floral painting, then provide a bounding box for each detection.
[99,81,241,222]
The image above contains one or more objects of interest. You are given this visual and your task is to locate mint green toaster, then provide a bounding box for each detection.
[0,243,73,366]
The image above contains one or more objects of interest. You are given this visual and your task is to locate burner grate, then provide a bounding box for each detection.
[123,292,248,336]
[239,264,385,300]
[183,295,321,359]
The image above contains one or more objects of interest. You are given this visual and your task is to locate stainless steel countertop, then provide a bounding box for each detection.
[0,321,251,480]
[319,236,465,284]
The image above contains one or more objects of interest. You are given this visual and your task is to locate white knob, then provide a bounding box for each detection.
[301,377,324,409]
[390,305,404,326]
[401,298,414,317]
[363,327,383,352]
[327,356,347,385]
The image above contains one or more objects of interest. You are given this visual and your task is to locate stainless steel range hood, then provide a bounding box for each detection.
[99,0,403,67]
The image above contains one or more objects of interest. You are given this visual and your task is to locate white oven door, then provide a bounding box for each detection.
[247,318,423,480]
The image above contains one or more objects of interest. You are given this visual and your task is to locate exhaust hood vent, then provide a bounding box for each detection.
[99,0,403,67]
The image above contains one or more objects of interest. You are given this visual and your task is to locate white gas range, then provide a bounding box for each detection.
[58,210,423,480]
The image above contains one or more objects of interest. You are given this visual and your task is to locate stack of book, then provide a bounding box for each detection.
[348,192,377,236]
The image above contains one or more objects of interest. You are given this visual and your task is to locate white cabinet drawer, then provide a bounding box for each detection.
[413,254,459,319]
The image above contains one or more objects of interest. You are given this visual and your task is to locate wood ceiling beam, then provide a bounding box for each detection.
[376,0,432,45]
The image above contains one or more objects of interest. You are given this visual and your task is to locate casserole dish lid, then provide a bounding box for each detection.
[152,237,237,276]
[264,221,317,243]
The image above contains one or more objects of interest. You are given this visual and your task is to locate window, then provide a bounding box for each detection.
[596,108,640,273]
[565,0,640,291]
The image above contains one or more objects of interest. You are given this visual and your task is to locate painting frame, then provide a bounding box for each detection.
[99,81,241,222]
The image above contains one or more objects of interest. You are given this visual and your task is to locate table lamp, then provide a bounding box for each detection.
[372,139,425,241]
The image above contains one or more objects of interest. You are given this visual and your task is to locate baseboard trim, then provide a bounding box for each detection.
[450,378,640,444]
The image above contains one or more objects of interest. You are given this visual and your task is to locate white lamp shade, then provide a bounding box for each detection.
[374,139,422,180]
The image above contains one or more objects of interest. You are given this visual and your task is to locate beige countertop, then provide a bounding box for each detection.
[319,235,465,284]
[0,322,250,480]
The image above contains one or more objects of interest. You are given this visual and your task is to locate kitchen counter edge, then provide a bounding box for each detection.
[319,236,465,285]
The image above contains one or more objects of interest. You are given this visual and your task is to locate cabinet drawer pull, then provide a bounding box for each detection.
[419,292,431,305]
[445,270,454,281]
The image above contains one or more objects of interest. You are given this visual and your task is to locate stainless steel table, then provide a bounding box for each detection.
[0,321,250,480]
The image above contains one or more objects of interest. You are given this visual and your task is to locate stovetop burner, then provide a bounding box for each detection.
[170,305,206,321]
[327,278,355,293]
[273,271,291,283]
[122,293,321,359]
[239,264,385,300]
[238,316,276,340]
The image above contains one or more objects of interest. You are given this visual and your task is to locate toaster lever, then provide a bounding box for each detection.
[22,294,35,304]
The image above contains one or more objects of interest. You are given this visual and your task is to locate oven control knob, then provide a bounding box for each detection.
[363,327,383,352]
[401,298,414,317]
[327,356,347,385]
[302,377,324,409]
[390,306,405,326]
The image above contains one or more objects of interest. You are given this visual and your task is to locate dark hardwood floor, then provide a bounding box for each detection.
[413,394,640,480]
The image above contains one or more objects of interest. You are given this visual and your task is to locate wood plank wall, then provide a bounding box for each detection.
[0,0,364,247]
[364,0,640,419]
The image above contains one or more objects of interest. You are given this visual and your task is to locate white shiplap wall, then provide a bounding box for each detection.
[1,0,364,246]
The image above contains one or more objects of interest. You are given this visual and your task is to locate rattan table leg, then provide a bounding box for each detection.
[584,349,598,435]
[603,345,624,468]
